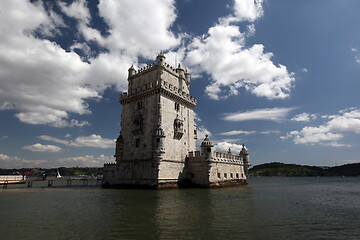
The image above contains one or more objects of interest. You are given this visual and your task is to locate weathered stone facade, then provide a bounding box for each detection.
[102,53,250,189]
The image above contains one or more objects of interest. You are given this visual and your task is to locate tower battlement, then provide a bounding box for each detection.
[120,79,196,107]
[130,62,190,79]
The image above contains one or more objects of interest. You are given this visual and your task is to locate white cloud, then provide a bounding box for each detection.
[193,112,202,122]
[23,143,62,153]
[221,129,280,136]
[0,0,293,129]
[0,0,179,127]
[223,107,295,122]
[58,0,90,23]
[38,135,70,146]
[0,135,8,140]
[69,0,180,59]
[351,48,360,64]
[233,0,264,22]
[57,154,113,167]
[0,153,47,168]
[260,130,281,134]
[0,153,111,168]
[72,135,115,148]
[246,24,256,36]
[302,68,308,73]
[38,134,115,149]
[221,130,256,136]
[185,22,294,100]
[184,0,294,101]
[0,0,101,127]
[291,112,317,122]
[70,42,94,60]
[283,108,360,147]
[214,141,245,154]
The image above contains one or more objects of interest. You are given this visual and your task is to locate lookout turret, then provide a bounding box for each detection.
[200,134,214,159]
[156,51,166,66]
[128,64,136,78]
[240,144,250,175]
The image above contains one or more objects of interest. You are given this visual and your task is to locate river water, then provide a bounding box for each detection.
[0,177,359,240]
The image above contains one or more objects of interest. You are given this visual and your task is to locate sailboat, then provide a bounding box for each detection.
[56,170,62,178]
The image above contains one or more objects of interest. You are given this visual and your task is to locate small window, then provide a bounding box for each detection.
[224,173,227,178]
[207,147,211,152]
[175,102,180,111]
[137,101,143,110]
[135,138,140,148]
[230,173,233,178]
[236,173,239,178]
[217,173,221,178]
[241,174,244,178]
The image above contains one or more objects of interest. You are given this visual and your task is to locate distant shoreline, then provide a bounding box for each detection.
[249,162,360,177]
[2,162,360,178]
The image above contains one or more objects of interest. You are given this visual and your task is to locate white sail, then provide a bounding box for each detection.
[56,170,62,178]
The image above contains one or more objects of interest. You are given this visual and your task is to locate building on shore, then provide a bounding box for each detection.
[102,53,250,189]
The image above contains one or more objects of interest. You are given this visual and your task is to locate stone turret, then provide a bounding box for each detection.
[156,51,166,66]
[114,133,124,164]
[200,134,214,158]
[177,63,185,78]
[128,64,136,78]
[240,144,250,175]
[154,126,166,154]
[185,70,190,86]
[177,63,185,91]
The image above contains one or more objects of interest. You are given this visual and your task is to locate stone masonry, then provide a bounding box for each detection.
[102,53,250,189]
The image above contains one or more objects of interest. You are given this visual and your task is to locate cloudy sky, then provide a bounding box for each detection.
[1,0,360,168]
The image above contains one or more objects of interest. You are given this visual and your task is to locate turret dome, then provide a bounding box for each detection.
[201,134,213,147]
[240,144,249,155]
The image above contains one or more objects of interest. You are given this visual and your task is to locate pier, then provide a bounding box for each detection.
[2,177,102,189]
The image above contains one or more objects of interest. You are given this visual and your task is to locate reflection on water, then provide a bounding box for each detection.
[1,177,359,240]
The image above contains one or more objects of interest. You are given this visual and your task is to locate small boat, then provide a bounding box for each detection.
[56,170,62,178]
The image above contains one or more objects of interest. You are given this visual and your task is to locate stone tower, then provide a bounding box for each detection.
[104,52,197,188]
[103,53,250,189]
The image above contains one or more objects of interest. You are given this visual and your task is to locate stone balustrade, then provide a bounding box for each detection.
[188,151,244,164]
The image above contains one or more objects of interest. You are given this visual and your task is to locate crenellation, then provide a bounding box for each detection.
[104,163,116,169]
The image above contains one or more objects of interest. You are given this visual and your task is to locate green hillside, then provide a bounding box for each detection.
[249,162,360,177]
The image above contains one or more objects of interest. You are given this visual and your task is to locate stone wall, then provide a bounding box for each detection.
[187,151,247,187]
[121,93,159,161]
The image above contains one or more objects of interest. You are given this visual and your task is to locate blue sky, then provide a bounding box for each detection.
[1,0,360,168]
